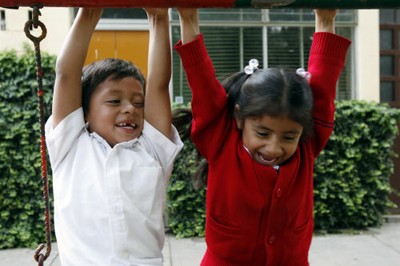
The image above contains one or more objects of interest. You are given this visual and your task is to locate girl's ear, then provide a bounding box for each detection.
[234,104,244,129]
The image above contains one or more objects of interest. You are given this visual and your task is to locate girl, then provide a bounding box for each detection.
[174,9,351,265]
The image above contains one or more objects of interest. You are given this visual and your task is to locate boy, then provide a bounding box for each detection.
[45,8,182,265]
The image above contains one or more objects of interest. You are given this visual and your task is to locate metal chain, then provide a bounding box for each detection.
[24,5,52,266]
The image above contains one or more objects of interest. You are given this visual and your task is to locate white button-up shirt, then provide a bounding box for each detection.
[45,108,183,266]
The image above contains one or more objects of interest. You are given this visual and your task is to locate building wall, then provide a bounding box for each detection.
[0,7,71,56]
[0,7,381,103]
[0,7,150,75]
[85,30,149,77]
[355,10,380,102]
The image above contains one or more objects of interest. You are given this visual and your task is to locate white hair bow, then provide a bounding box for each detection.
[244,59,259,75]
[296,68,312,81]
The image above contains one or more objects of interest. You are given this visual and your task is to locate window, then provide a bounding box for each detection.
[380,9,400,106]
[171,8,354,104]
[0,10,5,31]
[27,10,33,30]
[73,8,146,18]
[74,8,148,30]
[101,8,147,19]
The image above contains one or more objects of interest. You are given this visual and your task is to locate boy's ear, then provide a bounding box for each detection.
[234,104,243,129]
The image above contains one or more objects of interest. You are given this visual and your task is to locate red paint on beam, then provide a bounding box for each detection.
[0,0,238,8]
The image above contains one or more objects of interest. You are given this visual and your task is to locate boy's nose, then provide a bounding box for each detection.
[123,103,136,113]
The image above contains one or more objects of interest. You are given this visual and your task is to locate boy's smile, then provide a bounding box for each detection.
[86,76,145,147]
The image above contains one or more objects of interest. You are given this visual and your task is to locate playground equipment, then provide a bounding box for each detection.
[1,0,400,9]
[3,0,399,265]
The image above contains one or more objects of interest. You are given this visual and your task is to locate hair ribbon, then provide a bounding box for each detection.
[244,59,259,75]
[296,68,312,81]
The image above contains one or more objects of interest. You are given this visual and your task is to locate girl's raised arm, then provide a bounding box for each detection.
[177,8,200,45]
[314,9,337,33]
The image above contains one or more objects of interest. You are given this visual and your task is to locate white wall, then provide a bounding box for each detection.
[0,7,72,56]
[355,10,380,102]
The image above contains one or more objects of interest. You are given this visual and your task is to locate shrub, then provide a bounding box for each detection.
[167,138,206,238]
[0,46,55,249]
[314,100,400,231]
[1,46,399,245]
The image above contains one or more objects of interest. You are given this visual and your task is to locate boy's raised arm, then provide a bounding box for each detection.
[52,8,103,128]
[144,9,172,138]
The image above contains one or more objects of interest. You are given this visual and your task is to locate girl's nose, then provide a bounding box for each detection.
[266,139,283,157]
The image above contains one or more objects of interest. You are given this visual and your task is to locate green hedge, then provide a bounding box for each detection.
[0,46,55,249]
[1,48,400,248]
[314,100,400,231]
[167,100,400,237]
[167,139,206,238]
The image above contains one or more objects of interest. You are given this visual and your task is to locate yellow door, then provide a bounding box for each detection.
[85,30,149,77]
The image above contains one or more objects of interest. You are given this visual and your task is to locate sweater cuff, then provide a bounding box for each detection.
[174,34,208,68]
[311,32,351,59]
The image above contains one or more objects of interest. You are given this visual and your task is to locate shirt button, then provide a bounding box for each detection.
[268,235,277,245]
[276,188,282,198]
[121,251,129,258]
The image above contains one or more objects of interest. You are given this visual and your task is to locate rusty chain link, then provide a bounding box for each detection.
[24,5,52,266]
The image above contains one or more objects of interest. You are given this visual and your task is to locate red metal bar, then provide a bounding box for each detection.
[1,0,238,8]
[2,0,400,9]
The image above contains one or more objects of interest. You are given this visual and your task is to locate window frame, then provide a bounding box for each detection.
[380,23,400,106]
[171,8,355,105]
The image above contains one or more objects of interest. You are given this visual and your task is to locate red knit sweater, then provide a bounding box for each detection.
[175,32,351,266]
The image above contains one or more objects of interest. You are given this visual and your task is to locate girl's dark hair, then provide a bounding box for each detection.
[224,68,314,139]
[172,67,313,189]
[81,58,146,116]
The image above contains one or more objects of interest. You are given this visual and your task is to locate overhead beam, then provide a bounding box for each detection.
[1,0,399,9]
[282,0,400,9]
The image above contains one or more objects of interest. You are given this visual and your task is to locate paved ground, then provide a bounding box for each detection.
[1,217,399,266]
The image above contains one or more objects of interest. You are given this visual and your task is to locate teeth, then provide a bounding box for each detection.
[257,153,276,165]
[117,123,136,128]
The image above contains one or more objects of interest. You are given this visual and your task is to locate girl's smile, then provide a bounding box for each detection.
[237,114,303,166]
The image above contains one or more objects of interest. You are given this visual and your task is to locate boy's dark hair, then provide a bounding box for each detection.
[172,67,314,189]
[81,58,146,116]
